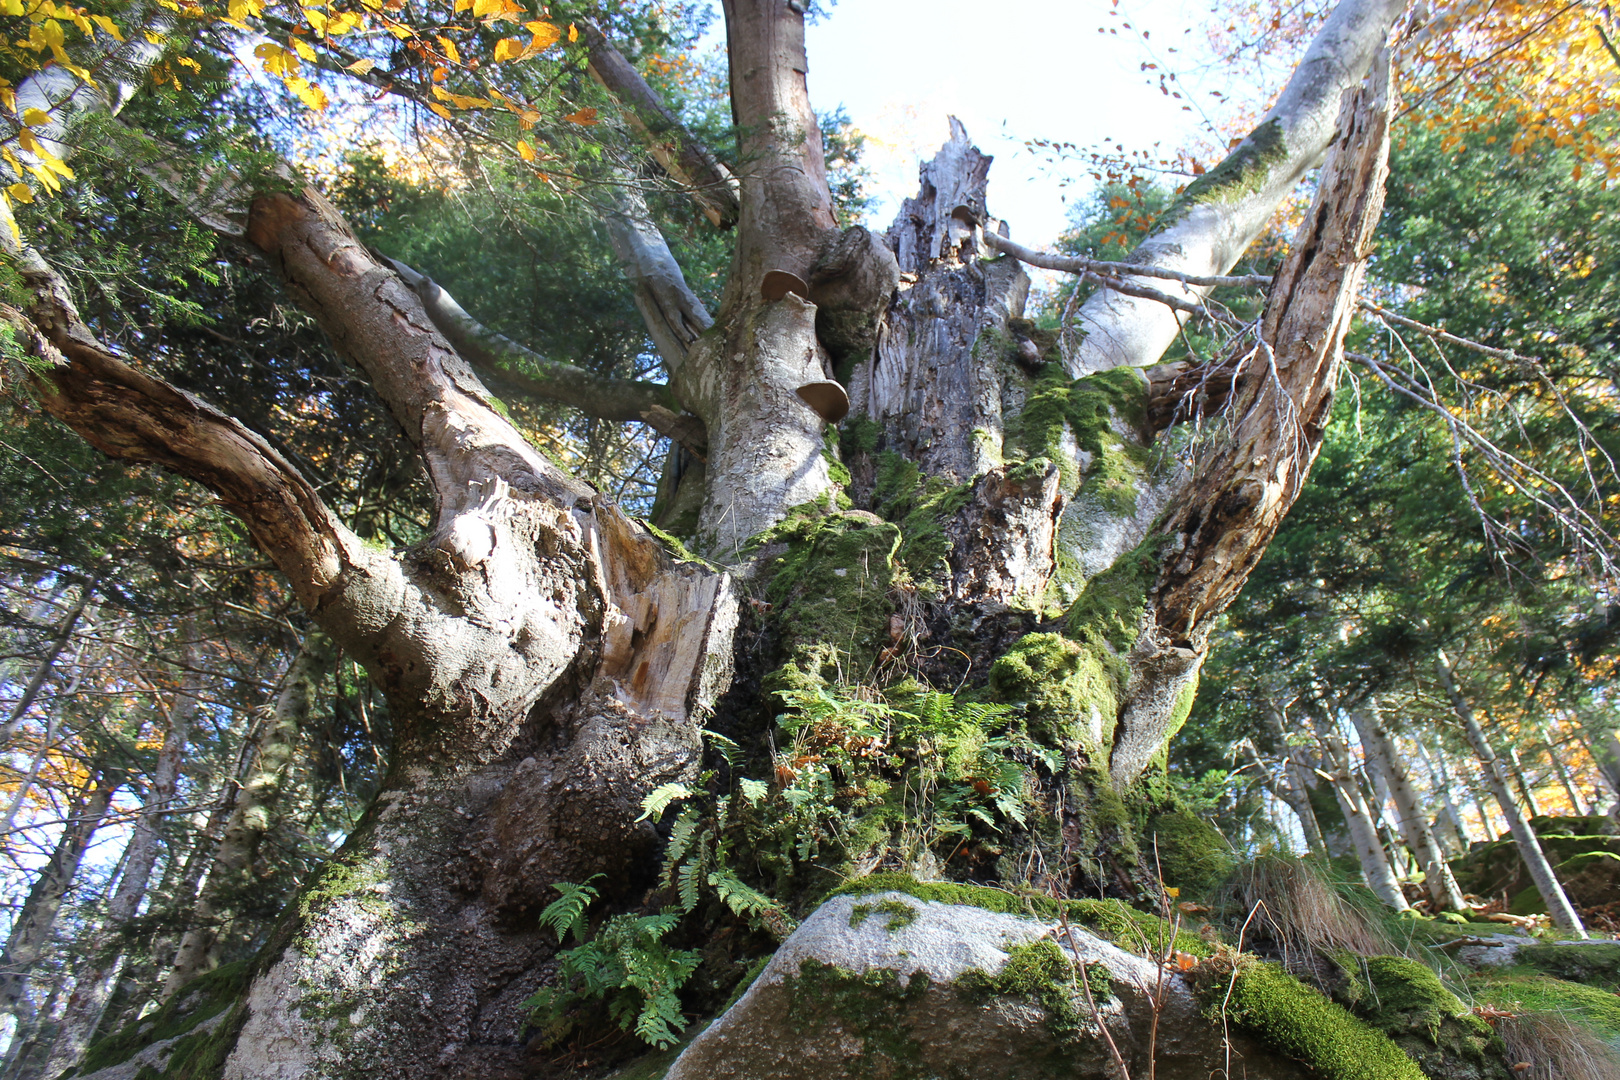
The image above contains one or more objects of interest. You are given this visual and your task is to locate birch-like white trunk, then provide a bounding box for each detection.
[1436,649,1585,935]
[1349,703,1466,909]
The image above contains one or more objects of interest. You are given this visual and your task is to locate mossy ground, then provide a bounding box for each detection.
[1466,973,1620,1042]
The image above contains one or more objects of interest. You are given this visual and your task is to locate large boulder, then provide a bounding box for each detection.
[662,890,1308,1080]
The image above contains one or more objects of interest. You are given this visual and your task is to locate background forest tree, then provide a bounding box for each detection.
[0,0,1615,1077]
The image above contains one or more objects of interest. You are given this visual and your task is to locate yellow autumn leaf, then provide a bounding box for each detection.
[327,11,359,35]
[492,37,524,61]
[512,106,539,129]
[567,22,578,42]
[516,139,534,161]
[0,0,22,17]
[385,20,411,39]
[7,183,31,204]
[0,88,15,114]
[525,20,560,50]
[563,106,597,125]
[90,14,122,40]
[284,75,328,111]
[174,55,200,72]
[470,0,498,17]
[290,36,316,61]
[428,101,452,120]
[346,57,375,75]
[21,108,50,127]
[303,8,326,33]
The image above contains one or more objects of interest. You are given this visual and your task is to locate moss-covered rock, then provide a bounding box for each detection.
[1201,957,1428,1080]
[1352,957,1507,1080]
[1144,810,1236,898]
[1514,941,1620,989]
[663,889,1300,1080]
[1468,973,1620,1042]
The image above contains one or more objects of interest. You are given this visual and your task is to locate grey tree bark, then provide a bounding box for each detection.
[1349,701,1465,909]
[1435,649,1585,935]
[40,636,200,1074]
[1414,737,1471,855]
[159,632,333,998]
[0,0,1424,1072]
[1312,716,1410,910]
[0,766,121,1019]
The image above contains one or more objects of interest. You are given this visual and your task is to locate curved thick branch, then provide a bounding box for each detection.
[583,23,741,228]
[378,252,706,452]
[244,188,589,513]
[6,249,383,616]
[599,181,715,372]
[1062,0,1408,376]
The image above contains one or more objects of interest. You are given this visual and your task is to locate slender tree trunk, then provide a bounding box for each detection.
[1435,649,1585,935]
[1242,740,1324,855]
[1312,717,1409,910]
[41,633,200,1075]
[1414,738,1471,854]
[1589,728,1620,816]
[0,585,91,755]
[0,766,121,1018]
[1541,720,1587,815]
[161,632,330,997]
[1350,702,1466,909]
[1504,742,1543,818]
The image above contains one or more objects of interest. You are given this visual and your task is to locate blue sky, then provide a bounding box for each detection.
[795,0,1235,245]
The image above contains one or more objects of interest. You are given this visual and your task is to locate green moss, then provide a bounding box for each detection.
[1514,942,1620,989]
[639,520,717,568]
[1063,533,1167,651]
[1358,957,1473,1039]
[78,961,253,1076]
[1469,973,1620,1041]
[957,939,1097,1043]
[1144,810,1234,897]
[1210,959,1427,1080]
[849,898,919,932]
[831,873,1043,917]
[1170,118,1287,212]
[987,632,1118,750]
[297,854,390,924]
[784,958,930,1072]
[1005,365,1150,499]
[762,511,901,673]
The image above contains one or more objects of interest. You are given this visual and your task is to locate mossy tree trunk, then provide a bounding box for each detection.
[7,0,1415,1075]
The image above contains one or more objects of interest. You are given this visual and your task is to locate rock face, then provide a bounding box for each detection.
[663,892,1305,1080]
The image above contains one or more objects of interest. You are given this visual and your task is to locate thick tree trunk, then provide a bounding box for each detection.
[12,0,1417,1073]
[1435,649,1585,935]
[0,767,121,1018]
[1349,702,1465,909]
